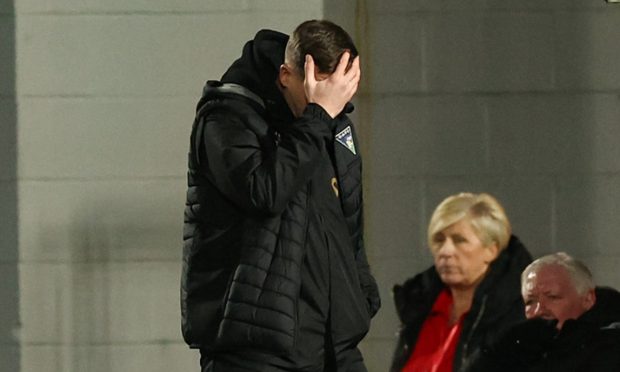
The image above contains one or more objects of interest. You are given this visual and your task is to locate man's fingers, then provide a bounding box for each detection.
[334,51,350,76]
[306,52,361,117]
[304,54,317,85]
[348,58,361,83]
[345,80,359,101]
[347,55,360,78]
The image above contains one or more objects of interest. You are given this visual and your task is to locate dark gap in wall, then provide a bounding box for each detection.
[0,0,20,370]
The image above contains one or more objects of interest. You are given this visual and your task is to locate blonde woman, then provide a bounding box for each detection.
[391,193,532,372]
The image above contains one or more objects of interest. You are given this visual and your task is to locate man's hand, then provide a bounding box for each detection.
[304,51,360,119]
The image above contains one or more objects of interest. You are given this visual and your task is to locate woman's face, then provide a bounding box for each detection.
[431,218,499,290]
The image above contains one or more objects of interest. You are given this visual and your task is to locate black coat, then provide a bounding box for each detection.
[180,29,380,359]
[466,287,620,372]
[391,236,532,372]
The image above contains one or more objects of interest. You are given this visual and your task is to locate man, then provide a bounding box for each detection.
[466,252,620,372]
[522,252,600,329]
[181,20,380,372]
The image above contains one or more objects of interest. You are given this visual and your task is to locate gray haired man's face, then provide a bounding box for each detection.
[522,264,595,329]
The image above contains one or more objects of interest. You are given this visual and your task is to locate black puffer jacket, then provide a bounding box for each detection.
[181,29,380,355]
[391,236,532,372]
[465,287,620,372]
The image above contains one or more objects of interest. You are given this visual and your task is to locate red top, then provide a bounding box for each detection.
[402,289,465,372]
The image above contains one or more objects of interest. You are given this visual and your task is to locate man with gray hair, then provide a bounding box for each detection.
[521,252,596,329]
[466,252,620,372]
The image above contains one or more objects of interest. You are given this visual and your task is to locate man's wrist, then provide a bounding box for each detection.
[304,103,337,121]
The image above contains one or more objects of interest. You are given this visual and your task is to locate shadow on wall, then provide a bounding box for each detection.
[0,0,19,370]
[67,207,114,372]
[58,195,183,371]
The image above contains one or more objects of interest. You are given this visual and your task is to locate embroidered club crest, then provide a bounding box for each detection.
[335,126,356,155]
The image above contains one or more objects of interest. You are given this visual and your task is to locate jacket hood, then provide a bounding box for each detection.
[581,286,620,327]
[476,236,532,298]
[219,29,294,127]
[472,235,533,325]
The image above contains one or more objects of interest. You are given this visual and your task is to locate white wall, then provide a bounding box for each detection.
[12,1,322,371]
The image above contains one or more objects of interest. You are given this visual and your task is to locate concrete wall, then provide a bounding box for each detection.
[328,1,620,370]
[7,0,620,371]
[12,1,322,371]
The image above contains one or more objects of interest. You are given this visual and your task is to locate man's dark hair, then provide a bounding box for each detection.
[285,19,358,77]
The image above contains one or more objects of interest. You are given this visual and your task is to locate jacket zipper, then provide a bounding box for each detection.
[294,184,312,348]
[460,294,487,370]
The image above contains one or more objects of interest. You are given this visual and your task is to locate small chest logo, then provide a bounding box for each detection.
[331,177,339,197]
[335,126,356,155]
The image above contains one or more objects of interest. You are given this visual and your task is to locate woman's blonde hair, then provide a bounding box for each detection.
[428,192,512,251]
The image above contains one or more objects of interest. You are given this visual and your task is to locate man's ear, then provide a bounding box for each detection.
[278,64,290,88]
[583,288,596,311]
